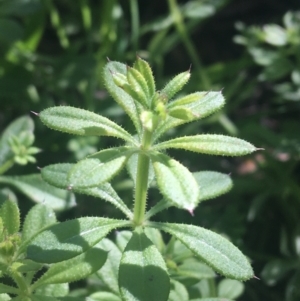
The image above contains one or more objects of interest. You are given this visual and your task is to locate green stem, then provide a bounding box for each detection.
[168,0,210,89]
[130,0,139,53]
[133,129,152,226]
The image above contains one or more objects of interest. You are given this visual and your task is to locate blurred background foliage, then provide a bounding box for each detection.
[0,0,300,300]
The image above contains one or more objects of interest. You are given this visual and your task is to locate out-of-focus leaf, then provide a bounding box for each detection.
[217,279,244,299]
[0,174,75,211]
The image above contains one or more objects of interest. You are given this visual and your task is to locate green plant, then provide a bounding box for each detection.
[0,58,260,300]
[0,116,73,211]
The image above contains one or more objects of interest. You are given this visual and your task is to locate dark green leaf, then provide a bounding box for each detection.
[27,217,130,263]
[119,228,170,301]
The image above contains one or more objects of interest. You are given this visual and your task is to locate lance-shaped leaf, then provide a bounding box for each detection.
[154,135,258,156]
[168,279,189,301]
[22,204,56,243]
[0,174,75,211]
[161,71,190,101]
[0,283,19,295]
[96,238,122,294]
[133,57,155,98]
[68,147,134,189]
[41,163,132,218]
[193,171,233,202]
[127,66,150,106]
[39,106,136,144]
[150,222,254,281]
[151,153,199,211]
[27,217,130,263]
[31,246,107,289]
[104,61,142,136]
[153,91,225,142]
[119,228,170,301]
[0,200,20,235]
[174,259,216,281]
[190,299,232,301]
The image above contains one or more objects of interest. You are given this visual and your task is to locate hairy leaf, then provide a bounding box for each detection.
[67,147,133,189]
[22,204,56,242]
[104,61,142,136]
[154,135,257,156]
[39,106,136,144]
[150,222,254,280]
[0,199,19,234]
[151,153,199,211]
[153,92,225,141]
[193,171,233,202]
[27,217,130,263]
[0,174,75,211]
[41,163,133,219]
[32,246,107,288]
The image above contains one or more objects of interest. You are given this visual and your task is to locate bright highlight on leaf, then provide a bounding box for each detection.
[154,134,257,156]
[151,152,199,211]
[39,106,136,144]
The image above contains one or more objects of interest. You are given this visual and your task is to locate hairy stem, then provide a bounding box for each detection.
[133,128,152,226]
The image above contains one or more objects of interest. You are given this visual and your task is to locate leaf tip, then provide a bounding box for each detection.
[253,275,260,280]
[106,57,111,62]
[30,111,39,116]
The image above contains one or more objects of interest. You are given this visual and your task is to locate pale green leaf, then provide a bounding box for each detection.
[27,217,130,263]
[193,171,233,202]
[133,57,155,98]
[32,247,107,288]
[0,174,75,211]
[89,292,121,301]
[96,238,122,294]
[217,279,244,299]
[68,147,133,189]
[174,259,215,280]
[126,153,155,188]
[190,298,233,301]
[115,230,132,251]
[161,71,190,101]
[39,106,136,144]
[22,204,56,242]
[154,135,258,156]
[0,283,19,295]
[104,61,142,136]
[0,199,20,234]
[0,115,33,172]
[33,283,68,298]
[153,91,225,141]
[150,222,254,280]
[41,163,132,219]
[151,153,199,211]
[168,279,189,301]
[119,228,170,301]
